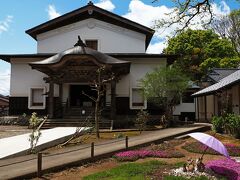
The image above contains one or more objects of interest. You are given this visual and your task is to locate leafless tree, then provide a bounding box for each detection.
[83,65,115,138]
[153,0,239,34]
[211,10,240,56]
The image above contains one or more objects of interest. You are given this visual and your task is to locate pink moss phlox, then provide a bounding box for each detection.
[114,149,183,161]
[206,158,240,180]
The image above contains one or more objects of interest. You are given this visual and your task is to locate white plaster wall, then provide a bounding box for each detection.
[173,102,195,115]
[10,61,59,97]
[115,58,166,98]
[37,19,145,53]
[10,63,47,97]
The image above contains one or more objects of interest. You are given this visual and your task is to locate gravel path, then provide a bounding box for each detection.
[0,126,31,139]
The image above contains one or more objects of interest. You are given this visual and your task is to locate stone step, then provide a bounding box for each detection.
[42,118,112,129]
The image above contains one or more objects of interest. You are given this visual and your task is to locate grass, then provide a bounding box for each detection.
[83,160,215,180]
[70,131,140,144]
[82,160,166,180]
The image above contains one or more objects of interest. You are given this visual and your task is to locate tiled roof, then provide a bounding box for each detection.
[193,69,240,97]
[207,68,238,83]
[30,46,130,65]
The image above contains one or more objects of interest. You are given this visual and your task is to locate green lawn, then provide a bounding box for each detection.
[82,160,213,180]
[83,160,166,180]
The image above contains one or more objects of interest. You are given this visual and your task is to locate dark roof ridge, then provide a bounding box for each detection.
[212,67,239,70]
[0,53,177,63]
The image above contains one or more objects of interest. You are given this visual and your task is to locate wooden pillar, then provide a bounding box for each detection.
[213,95,216,116]
[197,97,200,122]
[59,83,63,117]
[59,83,63,104]
[110,80,116,120]
[204,96,207,122]
[239,85,240,114]
[48,81,54,119]
[195,97,198,122]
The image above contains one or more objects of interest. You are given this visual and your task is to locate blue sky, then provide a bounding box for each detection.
[0,0,239,95]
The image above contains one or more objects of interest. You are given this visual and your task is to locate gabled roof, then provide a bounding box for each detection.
[193,69,240,97]
[25,2,154,49]
[207,68,239,83]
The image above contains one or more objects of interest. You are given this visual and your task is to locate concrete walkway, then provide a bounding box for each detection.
[0,127,89,159]
[0,124,210,179]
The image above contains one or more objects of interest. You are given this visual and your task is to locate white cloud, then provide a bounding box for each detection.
[123,0,231,53]
[0,15,13,35]
[147,41,166,54]
[95,0,115,12]
[212,1,230,16]
[47,5,61,20]
[0,69,10,96]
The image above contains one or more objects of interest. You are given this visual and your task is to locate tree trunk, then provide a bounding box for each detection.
[95,95,100,139]
[165,101,173,127]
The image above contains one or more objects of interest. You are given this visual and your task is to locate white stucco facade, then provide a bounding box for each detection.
[10,59,59,97]
[37,19,146,53]
[6,3,188,117]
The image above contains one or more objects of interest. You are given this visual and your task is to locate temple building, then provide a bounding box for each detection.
[0,2,180,124]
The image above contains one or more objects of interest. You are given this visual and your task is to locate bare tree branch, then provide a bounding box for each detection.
[153,0,214,34]
[82,91,96,102]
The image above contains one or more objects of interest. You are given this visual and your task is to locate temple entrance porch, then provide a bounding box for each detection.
[29,39,130,125]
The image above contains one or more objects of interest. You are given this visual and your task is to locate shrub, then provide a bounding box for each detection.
[226,113,240,139]
[134,109,149,133]
[28,112,47,153]
[211,116,224,133]
[211,113,240,139]
[206,159,240,180]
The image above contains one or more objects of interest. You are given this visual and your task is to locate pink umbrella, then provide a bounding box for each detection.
[188,132,230,159]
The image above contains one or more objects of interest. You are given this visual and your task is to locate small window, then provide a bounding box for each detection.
[130,88,147,109]
[28,87,46,109]
[85,40,98,50]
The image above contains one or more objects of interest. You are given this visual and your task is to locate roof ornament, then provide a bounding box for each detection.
[74,36,87,47]
[74,35,87,54]
[88,1,93,5]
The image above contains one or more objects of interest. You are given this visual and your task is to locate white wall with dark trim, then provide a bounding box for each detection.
[37,19,146,53]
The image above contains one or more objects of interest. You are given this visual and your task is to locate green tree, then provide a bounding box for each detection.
[200,57,240,72]
[140,66,189,127]
[164,29,237,79]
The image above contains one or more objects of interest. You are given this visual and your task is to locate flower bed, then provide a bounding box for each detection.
[206,159,240,180]
[113,149,184,161]
[182,142,240,156]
